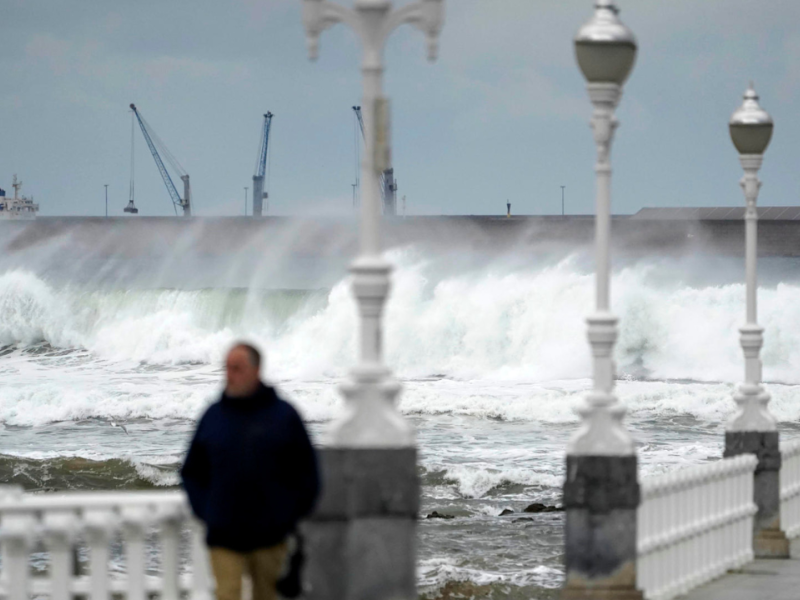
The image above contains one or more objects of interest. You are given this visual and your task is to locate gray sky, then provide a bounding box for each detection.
[1,0,799,217]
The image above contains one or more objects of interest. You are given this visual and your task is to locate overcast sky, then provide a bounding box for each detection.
[1,0,799,217]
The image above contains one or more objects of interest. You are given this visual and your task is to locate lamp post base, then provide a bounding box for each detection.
[562,455,642,600]
[754,528,791,559]
[562,586,643,600]
[724,431,789,558]
[303,448,419,600]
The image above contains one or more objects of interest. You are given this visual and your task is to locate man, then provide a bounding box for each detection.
[181,343,319,600]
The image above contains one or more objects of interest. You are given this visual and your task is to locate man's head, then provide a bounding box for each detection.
[225,343,262,398]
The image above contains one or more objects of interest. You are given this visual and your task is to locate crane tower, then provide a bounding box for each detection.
[129,104,191,217]
[352,106,397,216]
[252,112,274,217]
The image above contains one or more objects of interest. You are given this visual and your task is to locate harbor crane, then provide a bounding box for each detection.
[352,106,398,216]
[129,104,191,216]
[125,111,138,214]
[252,112,274,216]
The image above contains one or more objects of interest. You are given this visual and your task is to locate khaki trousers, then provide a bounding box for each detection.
[209,542,288,600]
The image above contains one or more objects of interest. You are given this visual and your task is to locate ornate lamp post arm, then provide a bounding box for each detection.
[303,0,444,448]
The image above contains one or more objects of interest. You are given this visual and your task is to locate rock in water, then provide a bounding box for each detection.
[426,511,455,520]
[523,503,563,513]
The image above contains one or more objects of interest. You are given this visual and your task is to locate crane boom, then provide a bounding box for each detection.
[352,106,397,216]
[353,106,366,140]
[252,112,274,216]
[129,104,191,217]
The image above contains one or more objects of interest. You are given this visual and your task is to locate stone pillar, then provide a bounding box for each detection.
[562,457,641,600]
[725,432,788,557]
[302,448,418,600]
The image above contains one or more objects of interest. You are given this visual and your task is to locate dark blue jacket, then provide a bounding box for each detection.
[180,383,320,551]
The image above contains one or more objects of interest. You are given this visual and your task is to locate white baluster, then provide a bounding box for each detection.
[689,474,700,590]
[697,469,707,582]
[1,511,35,600]
[790,449,797,534]
[792,450,799,534]
[734,460,744,566]
[84,507,116,600]
[784,444,800,537]
[653,486,671,590]
[121,505,150,600]
[736,461,745,566]
[665,472,677,598]
[683,474,693,592]
[717,461,728,576]
[43,509,77,600]
[0,486,24,592]
[733,459,741,565]
[743,459,752,561]
[653,475,670,591]
[787,450,795,534]
[157,504,184,600]
[708,466,717,586]
[714,462,724,577]
[637,484,648,594]
[642,486,652,593]
[189,519,213,600]
[793,450,797,532]
[692,473,702,590]
[656,485,666,595]
[673,473,684,597]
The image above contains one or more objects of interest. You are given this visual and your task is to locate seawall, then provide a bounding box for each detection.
[2,215,798,258]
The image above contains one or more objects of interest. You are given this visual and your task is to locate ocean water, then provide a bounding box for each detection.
[2,234,800,599]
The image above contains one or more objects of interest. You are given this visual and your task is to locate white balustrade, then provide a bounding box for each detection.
[0,487,213,600]
[637,455,757,600]
[780,439,800,539]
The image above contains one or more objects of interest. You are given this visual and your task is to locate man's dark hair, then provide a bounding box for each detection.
[232,342,261,370]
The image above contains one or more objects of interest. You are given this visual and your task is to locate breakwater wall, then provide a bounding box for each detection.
[4,215,798,258]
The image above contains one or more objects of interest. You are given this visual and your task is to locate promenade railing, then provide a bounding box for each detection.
[0,486,213,600]
[636,454,757,600]
[780,439,800,540]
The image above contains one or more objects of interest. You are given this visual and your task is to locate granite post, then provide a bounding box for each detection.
[302,449,418,600]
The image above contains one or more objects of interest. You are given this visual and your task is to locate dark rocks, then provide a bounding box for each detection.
[523,503,563,513]
[499,509,514,516]
[512,517,535,524]
[426,511,455,520]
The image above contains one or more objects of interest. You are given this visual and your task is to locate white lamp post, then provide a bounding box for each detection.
[303,0,443,447]
[300,4,443,599]
[563,2,642,598]
[570,0,636,458]
[724,84,788,557]
[728,84,774,433]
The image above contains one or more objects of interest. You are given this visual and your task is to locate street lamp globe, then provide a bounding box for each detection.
[574,0,637,85]
[729,84,774,156]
